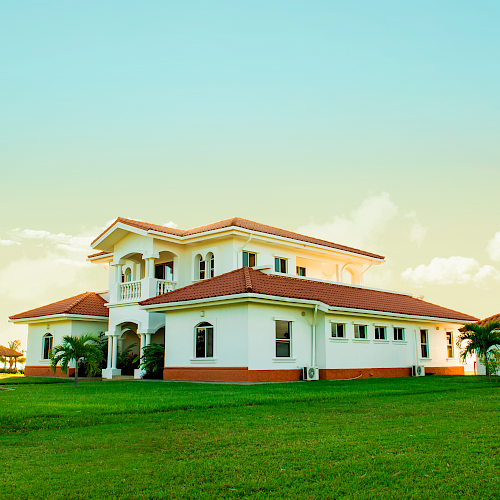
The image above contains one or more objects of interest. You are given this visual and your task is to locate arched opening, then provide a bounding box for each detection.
[123,267,132,282]
[42,333,53,360]
[195,254,204,280]
[195,322,214,358]
[205,252,215,278]
[117,322,140,375]
[342,269,354,284]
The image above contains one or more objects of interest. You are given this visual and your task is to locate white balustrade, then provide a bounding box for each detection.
[120,281,142,302]
[156,280,176,296]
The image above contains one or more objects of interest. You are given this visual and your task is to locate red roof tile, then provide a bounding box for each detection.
[476,312,500,326]
[9,292,109,321]
[140,268,477,322]
[93,217,384,260]
[88,251,111,259]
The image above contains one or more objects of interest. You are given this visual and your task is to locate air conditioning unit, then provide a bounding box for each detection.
[303,366,319,381]
[412,365,425,377]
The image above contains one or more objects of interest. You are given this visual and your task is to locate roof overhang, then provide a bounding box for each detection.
[9,314,109,325]
[140,292,471,324]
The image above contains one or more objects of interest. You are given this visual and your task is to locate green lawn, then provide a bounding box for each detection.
[1,376,499,499]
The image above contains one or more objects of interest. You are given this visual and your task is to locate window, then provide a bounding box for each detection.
[206,253,215,278]
[275,321,291,357]
[393,327,405,341]
[42,334,53,359]
[155,262,174,281]
[122,267,132,282]
[275,257,287,274]
[243,251,256,267]
[331,323,345,338]
[199,259,206,280]
[374,326,386,340]
[195,322,214,358]
[354,325,367,339]
[446,332,454,358]
[420,330,429,358]
[296,266,306,277]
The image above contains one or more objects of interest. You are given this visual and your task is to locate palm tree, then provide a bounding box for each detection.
[50,334,102,388]
[456,321,500,378]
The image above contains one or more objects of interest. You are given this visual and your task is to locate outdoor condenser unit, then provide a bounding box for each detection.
[412,365,425,377]
[303,366,319,381]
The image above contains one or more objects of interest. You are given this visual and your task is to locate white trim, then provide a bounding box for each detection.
[190,358,218,364]
[329,338,349,343]
[373,340,390,344]
[392,341,408,345]
[272,358,297,363]
[273,317,295,322]
[9,314,109,324]
[353,339,370,343]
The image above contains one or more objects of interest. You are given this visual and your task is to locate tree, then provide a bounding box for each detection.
[8,340,26,371]
[456,321,500,378]
[136,343,165,379]
[50,334,102,388]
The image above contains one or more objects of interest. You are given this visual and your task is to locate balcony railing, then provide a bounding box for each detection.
[156,279,176,295]
[120,281,141,302]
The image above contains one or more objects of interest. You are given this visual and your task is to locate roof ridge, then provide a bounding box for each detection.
[243,267,253,292]
[66,291,93,313]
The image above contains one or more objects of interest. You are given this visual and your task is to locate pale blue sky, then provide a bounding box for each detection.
[1,1,500,345]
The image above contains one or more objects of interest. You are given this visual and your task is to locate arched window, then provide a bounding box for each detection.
[122,267,132,282]
[206,252,215,278]
[195,322,214,358]
[194,254,204,280]
[42,333,53,359]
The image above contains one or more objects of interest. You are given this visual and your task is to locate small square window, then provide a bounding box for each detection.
[275,257,287,274]
[393,327,405,341]
[243,251,256,267]
[374,327,386,340]
[331,323,345,338]
[354,325,367,339]
[296,266,306,277]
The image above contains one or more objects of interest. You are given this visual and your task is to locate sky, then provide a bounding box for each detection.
[1,1,499,350]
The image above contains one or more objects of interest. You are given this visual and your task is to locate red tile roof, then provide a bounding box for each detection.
[140,268,477,322]
[93,217,384,260]
[476,312,500,326]
[9,292,109,321]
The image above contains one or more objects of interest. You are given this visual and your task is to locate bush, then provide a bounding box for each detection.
[137,343,165,379]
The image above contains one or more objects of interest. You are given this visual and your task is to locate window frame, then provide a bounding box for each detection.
[194,322,215,359]
[42,333,53,360]
[243,251,257,267]
[296,266,306,277]
[331,323,346,338]
[275,320,292,358]
[274,257,288,274]
[420,329,429,358]
[446,331,454,358]
[354,324,367,340]
[374,326,387,340]
[393,327,405,341]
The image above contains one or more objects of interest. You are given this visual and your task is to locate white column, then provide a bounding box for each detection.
[145,333,151,347]
[148,258,155,278]
[140,334,146,363]
[107,336,112,369]
[111,335,118,369]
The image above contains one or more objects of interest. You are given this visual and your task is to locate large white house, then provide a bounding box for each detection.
[10,217,477,381]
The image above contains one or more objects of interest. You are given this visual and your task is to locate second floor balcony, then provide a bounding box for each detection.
[114,278,177,303]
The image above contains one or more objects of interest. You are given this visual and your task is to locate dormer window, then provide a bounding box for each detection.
[243,251,256,267]
[274,257,287,274]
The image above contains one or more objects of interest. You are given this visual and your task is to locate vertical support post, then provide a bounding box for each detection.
[140,334,146,364]
[111,335,118,369]
[107,336,112,369]
[148,258,155,278]
[145,333,152,347]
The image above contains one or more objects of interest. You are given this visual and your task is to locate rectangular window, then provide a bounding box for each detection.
[275,320,291,357]
[243,251,256,267]
[275,257,287,274]
[43,336,53,359]
[331,323,345,338]
[354,325,367,339]
[199,260,206,280]
[374,327,386,340]
[196,325,214,358]
[420,330,429,358]
[393,327,405,341]
[446,332,454,358]
[296,266,306,276]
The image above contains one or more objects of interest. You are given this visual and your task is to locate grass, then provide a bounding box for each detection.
[1,376,499,499]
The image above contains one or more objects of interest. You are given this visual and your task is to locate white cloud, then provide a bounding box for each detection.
[164,221,178,229]
[401,256,500,287]
[0,239,20,246]
[8,228,93,251]
[405,211,427,246]
[297,192,399,250]
[487,232,500,261]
